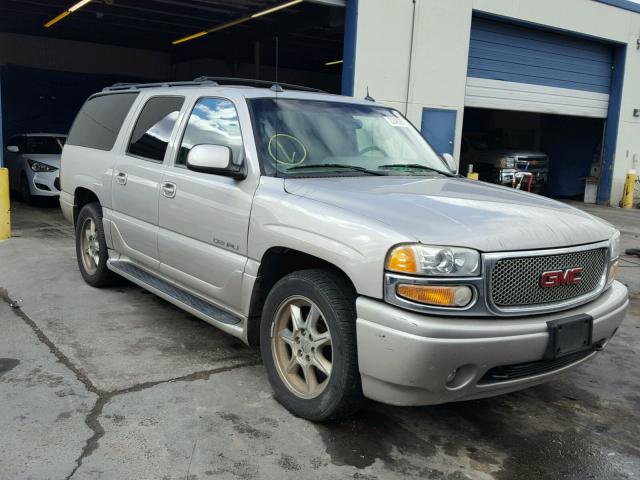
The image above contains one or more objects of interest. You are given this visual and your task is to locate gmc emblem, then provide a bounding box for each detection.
[540,268,583,288]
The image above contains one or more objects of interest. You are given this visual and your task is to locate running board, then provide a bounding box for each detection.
[108,260,243,334]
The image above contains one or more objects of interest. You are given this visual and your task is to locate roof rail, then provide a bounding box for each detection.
[192,76,325,93]
[102,79,219,92]
[102,77,325,93]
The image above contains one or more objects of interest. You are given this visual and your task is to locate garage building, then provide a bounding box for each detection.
[0,0,348,188]
[348,0,640,205]
[1,0,639,206]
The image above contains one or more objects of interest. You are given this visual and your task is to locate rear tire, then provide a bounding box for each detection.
[75,203,119,287]
[260,269,364,421]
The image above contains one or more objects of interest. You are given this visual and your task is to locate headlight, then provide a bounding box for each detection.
[386,244,481,276]
[499,157,516,169]
[27,159,58,172]
[610,230,621,260]
[606,230,621,288]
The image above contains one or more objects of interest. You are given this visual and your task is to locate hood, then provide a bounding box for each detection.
[24,154,61,169]
[284,176,614,252]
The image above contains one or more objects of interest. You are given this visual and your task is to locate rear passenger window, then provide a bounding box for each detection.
[127,96,184,162]
[67,93,138,151]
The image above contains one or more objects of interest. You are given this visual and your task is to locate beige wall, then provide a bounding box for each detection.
[353,0,640,204]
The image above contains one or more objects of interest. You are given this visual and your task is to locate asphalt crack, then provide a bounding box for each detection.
[0,288,260,480]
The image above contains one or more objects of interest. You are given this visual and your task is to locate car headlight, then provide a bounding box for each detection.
[607,230,621,287]
[386,244,481,276]
[610,230,620,260]
[499,157,516,169]
[27,159,58,172]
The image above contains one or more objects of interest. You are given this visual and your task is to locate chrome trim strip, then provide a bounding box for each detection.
[384,240,613,318]
[384,273,486,316]
[484,240,611,317]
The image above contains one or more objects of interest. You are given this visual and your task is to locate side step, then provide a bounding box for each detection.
[109,260,243,331]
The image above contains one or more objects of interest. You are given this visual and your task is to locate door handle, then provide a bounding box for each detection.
[115,171,128,185]
[161,182,177,198]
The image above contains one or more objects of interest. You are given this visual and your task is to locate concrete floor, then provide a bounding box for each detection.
[1,199,639,480]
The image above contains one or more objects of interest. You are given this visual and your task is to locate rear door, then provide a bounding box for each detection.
[110,95,185,269]
[157,96,258,311]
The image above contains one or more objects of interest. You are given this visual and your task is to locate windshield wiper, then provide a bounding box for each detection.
[285,163,387,176]
[377,164,453,176]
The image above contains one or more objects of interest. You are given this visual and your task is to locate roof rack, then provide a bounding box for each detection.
[102,77,325,93]
[192,76,325,93]
[102,79,217,92]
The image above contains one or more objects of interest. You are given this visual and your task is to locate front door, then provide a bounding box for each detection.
[158,97,257,312]
[110,95,185,269]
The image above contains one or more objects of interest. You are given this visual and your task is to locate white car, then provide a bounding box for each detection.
[5,133,67,202]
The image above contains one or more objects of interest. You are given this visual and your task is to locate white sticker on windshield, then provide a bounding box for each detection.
[384,115,411,128]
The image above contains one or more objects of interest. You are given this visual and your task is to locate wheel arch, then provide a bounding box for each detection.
[245,247,357,347]
[73,187,101,226]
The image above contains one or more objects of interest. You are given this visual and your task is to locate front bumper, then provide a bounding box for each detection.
[496,168,548,191]
[28,170,60,197]
[356,281,628,406]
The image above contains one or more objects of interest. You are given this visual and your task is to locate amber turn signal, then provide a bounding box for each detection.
[387,246,418,273]
[397,284,474,307]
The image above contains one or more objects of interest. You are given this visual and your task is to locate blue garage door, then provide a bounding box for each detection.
[465,17,613,118]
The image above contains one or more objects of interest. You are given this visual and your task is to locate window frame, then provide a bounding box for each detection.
[171,96,246,170]
[125,95,186,164]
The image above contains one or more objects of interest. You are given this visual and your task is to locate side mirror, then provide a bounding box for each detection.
[442,153,457,173]
[7,145,19,153]
[186,144,245,179]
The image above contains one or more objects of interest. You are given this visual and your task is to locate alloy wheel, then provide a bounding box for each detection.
[79,218,100,275]
[271,296,333,399]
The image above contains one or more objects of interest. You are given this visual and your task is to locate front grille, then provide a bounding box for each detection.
[480,350,593,384]
[489,248,607,308]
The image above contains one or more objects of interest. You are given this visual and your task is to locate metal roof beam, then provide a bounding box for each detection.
[305,0,346,6]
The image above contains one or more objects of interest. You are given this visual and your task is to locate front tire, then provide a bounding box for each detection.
[75,203,118,287]
[260,269,364,421]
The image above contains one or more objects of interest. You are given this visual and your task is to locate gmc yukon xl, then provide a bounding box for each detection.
[59,79,628,421]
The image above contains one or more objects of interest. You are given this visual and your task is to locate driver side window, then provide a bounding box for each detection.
[177,98,243,167]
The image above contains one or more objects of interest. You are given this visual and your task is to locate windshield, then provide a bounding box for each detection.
[247,98,450,177]
[24,136,66,154]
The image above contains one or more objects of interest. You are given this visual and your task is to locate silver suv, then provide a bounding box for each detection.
[60,78,628,421]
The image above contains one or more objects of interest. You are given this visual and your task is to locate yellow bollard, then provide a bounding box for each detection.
[0,168,10,240]
[466,164,479,181]
[622,170,636,209]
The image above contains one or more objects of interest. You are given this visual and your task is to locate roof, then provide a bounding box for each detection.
[95,78,376,107]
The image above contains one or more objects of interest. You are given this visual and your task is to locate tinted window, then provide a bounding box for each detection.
[177,98,243,166]
[24,136,65,154]
[128,97,184,162]
[67,93,138,151]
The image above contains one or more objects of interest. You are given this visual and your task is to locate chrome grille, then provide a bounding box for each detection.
[489,248,607,307]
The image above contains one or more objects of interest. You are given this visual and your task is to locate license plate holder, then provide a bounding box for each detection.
[544,315,593,359]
